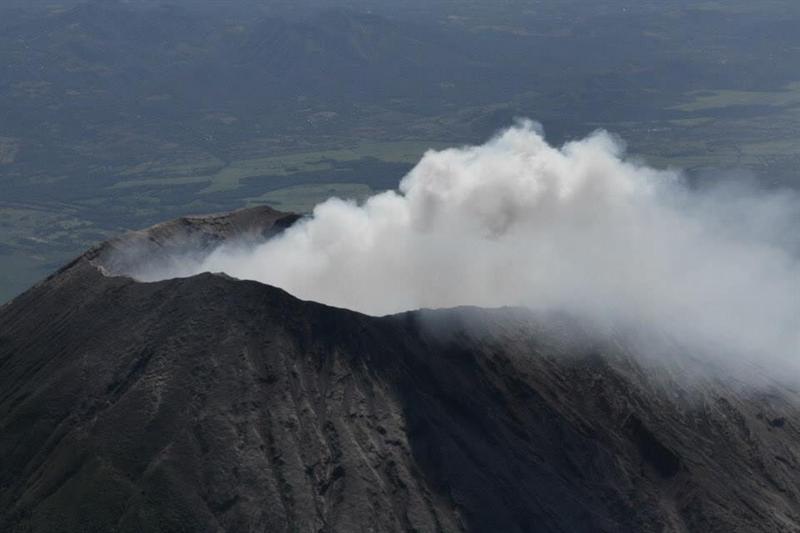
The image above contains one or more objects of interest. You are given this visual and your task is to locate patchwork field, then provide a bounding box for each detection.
[2,0,800,302]
[245,183,375,214]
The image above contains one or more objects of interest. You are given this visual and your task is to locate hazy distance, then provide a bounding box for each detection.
[2,0,800,301]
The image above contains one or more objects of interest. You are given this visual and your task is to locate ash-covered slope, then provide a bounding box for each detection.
[1,208,800,533]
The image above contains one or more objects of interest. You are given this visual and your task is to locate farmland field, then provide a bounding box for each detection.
[2,0,800,302]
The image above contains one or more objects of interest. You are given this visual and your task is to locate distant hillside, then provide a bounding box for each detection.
[3,0,800,304]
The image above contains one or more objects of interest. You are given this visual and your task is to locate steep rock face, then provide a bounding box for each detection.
[1,208,799,533]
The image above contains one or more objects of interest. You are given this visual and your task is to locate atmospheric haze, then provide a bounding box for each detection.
[131,121,800,370]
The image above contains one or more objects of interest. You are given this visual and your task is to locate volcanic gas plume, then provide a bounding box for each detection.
[127,121,800,370]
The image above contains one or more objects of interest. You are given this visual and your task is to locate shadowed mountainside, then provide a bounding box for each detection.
[1,207,800,532]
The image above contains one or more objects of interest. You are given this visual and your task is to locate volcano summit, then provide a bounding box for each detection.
[1,206,799,533]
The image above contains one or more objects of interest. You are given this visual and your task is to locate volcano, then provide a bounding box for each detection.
[1,206,799,533]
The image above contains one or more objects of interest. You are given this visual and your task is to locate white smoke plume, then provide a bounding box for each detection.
[136,121,800,368]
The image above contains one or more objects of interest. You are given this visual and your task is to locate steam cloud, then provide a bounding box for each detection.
[136,121,800,367]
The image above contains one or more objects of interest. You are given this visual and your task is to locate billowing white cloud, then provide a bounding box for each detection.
[133,121,800,368]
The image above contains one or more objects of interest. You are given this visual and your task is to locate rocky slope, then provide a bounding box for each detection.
[1,207,799,532]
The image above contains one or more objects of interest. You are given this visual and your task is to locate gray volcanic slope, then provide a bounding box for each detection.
[1,207,800,533]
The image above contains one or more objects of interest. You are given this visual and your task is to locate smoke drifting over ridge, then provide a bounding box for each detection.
[131,121,800,367]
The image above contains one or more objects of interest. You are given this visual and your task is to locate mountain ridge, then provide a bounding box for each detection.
[1,207,799,532]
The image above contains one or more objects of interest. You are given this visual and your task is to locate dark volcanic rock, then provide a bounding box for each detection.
[1,207,800,532]
[84,205,302,278]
